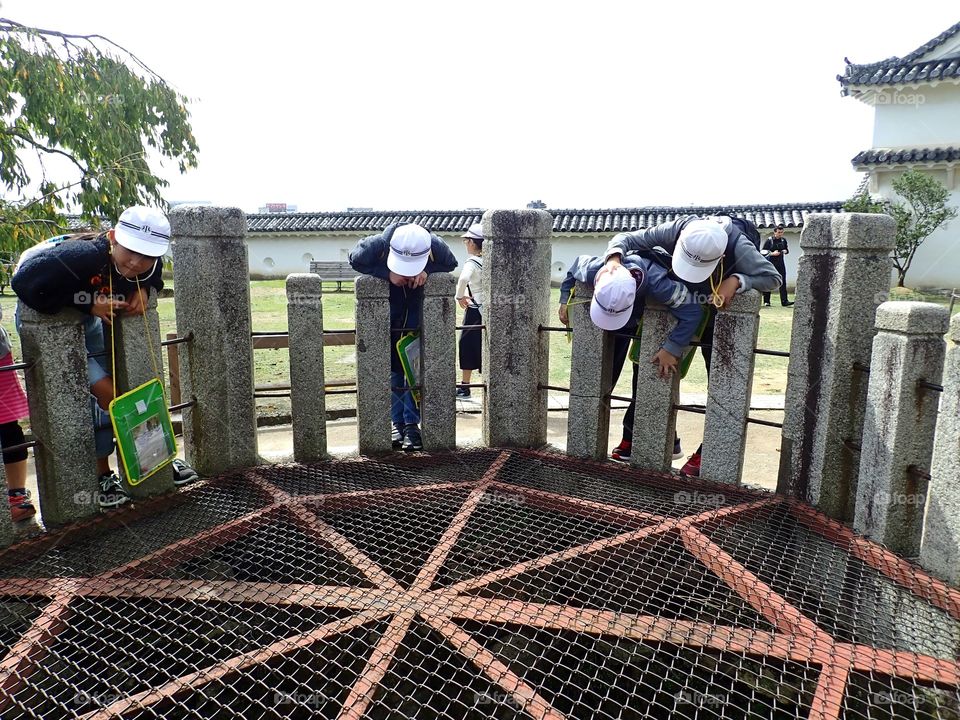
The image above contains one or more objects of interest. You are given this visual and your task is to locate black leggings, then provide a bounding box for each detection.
[0,421,27,464]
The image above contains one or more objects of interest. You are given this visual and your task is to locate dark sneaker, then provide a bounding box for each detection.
[8,489,36,522]
[402,424,423,452]
[673,437,684,460]
[392,424,404,449]
[680,451,702,477]
[611,440,631,462]
[762,303,772,308]
[782,301,795,307]
[456,386,471,398]
[97,472,130,509]
[172,459,199,487]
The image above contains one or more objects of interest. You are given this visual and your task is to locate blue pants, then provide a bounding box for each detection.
[391,370,420,427]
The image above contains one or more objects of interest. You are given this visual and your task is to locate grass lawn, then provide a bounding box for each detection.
[2,281,954,418]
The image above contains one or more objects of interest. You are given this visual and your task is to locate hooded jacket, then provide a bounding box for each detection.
[348,224,458,370]
[602,215,782,295]
[560,253,702,358]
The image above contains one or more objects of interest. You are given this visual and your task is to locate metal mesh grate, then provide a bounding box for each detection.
[0,448,957,719]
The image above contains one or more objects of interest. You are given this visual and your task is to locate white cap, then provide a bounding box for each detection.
[461,222,483,241]
[387,223,432,276]
[590,266,637,331]
[673,219,727,284]
[114,206,171,257]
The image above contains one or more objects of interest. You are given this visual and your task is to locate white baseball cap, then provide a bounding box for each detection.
[461,222,483,242]
[114,206,171,257]
[590,266,638,331]
[387,223,432,276]
[673,219,727,284]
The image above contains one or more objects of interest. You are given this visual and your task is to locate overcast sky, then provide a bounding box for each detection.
[9,1,959,213]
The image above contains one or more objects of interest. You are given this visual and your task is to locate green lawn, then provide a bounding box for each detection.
[3,282,954,417]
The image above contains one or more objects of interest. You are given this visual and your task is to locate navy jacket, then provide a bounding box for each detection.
[12,234,164,315]
[560,254,702,358]
[348,224,458,369]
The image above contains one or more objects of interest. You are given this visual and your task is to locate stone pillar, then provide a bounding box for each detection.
[567,280,615,459]
[482,209,553,448]
[286,274,327,463]
[421,274,457,451]
[0,462,11,546]
[18,306,99,526]
[169,205,257,475]
[700,291,762,484]
[630,304,680,471]
[354,275,392,455]
[921,313,960,585]
[853,302,948,556]
[777,213,896,520]
[110,288,175,497]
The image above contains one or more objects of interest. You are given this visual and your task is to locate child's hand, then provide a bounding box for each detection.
[558,304,569,325]
[651,348,679,379]
[711,276,741,309]
[90,295,129,325]
[125,288,149,316]
[409,271,428,289]
[457,297,472,309]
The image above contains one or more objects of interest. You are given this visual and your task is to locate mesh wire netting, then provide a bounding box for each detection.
[0,448,957,719]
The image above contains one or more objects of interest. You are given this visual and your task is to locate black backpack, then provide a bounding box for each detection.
[721,215,762,250]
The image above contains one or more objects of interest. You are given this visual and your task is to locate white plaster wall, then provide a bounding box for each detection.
[871,83,960,149]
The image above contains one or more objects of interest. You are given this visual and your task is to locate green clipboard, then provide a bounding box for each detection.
[109,378,177,486]
[627,304,712,379]
[396,331,422,407]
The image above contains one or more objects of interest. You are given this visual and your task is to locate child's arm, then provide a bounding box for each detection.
[347,234,391,280]
[11,244,100,314]
[728,236,782,294]
[425,237,458,274]
[603,217,689,262]
[643,263,702,358]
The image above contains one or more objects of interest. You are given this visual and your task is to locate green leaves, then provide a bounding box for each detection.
[0,19,199,256]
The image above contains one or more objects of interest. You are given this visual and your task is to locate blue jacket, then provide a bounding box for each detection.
[348,224,458,369]
[602,215,782,295]
[560,254,702,358]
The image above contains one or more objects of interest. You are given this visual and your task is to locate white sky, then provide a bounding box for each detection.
[8,1,960,213]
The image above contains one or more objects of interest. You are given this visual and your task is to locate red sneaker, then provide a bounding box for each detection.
[680,450,701,477]
[611,440,632,462]
[8,489,36,522]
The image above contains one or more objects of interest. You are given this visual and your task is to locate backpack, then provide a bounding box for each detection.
[721,215,762,250]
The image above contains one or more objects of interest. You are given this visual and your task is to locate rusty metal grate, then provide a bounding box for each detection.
[0,448,958,719]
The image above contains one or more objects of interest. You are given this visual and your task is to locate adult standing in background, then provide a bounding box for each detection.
[761,224,793,307]
[456,223,484,397]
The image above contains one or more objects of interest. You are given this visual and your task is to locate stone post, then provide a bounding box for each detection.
[169,205,257,475]
[18,306,99,525]
[853,302,948,556]
[354,275,392,455]
[482,209,553,448]
[286,274,327,463]
[777,213,896,520]
[921,313,960,584]
[700,290,762,484]
[110,288,175,497]
[0,462,11,546]
[630,304,680,471]
[567,280,615,459]
[421,274,457,451]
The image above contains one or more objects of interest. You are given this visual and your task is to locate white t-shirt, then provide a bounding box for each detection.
[455,256,484,307]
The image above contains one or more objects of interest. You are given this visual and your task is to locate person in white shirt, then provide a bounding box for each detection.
[455,222,484,397]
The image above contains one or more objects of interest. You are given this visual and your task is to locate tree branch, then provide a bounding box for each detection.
[4,129,87,175]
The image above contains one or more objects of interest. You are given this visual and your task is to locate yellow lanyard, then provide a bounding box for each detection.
[708,257,725,308]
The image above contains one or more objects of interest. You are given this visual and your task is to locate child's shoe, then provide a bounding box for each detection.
[97,472,130,509]
[402,424,423,452]
[611,440,631,462]
[456,386,471,398]
[673,437,684,460]
[391,423,404,449]
[172,459,199,487]
[680,450,702,477]
[8,489,36,522]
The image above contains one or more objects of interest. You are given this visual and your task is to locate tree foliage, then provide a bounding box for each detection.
[0,17,198,263]
[843,169,957,287]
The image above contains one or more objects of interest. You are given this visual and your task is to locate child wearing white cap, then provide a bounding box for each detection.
[348,222,458,450]
[12,205,197,506]
[600,215,781,475]
[559,251,702,462]
[455,222,484,397]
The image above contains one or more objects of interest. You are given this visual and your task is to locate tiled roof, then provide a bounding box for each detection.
[839,21,960,89]
[246,202,845,235]
[852,146,960,167]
